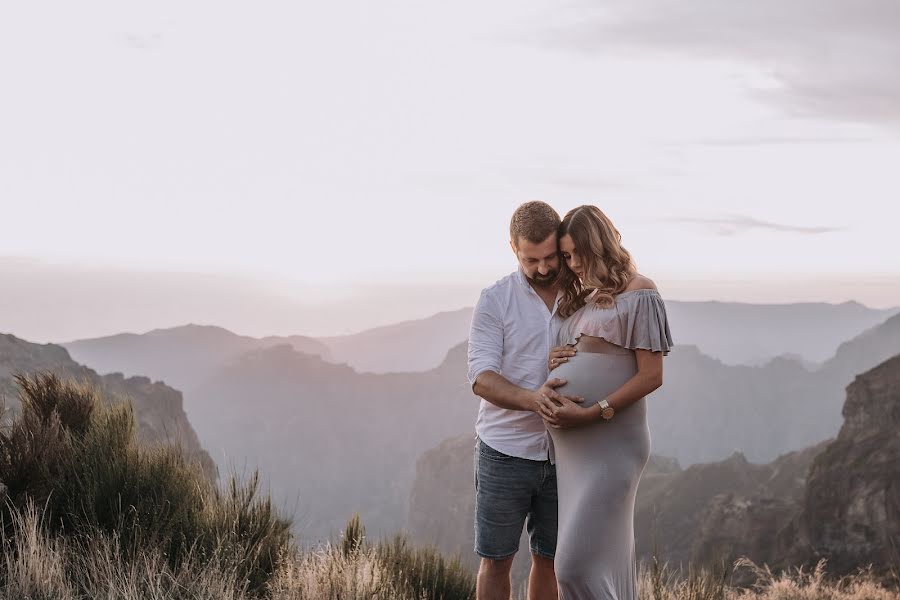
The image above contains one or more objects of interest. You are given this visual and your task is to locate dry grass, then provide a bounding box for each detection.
[0,504,465,599]
[729,557,899,600]
[1,501,255,600]
[268,545,405,599]
[1,502,899,600]
[635,556,900,600]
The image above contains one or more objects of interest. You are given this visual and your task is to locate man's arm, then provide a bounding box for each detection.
[467,289,566,412]
[474,371,566,412]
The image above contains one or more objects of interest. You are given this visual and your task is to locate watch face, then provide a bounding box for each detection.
[601,407,614,419]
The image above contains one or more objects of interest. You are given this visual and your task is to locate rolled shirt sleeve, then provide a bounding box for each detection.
[467,289,503,388]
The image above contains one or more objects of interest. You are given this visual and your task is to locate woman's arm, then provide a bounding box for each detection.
[605,349,662,411]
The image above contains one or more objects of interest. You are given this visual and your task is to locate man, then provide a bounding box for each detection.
[467,200,578,600]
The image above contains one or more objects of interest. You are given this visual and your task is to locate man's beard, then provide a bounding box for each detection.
[526,269,558,288]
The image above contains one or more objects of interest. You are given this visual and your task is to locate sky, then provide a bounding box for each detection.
[1,0,898,340]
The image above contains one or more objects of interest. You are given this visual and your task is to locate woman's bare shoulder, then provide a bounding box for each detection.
[624,274,658,292]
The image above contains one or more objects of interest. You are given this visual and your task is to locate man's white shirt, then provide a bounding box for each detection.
[467,268,561,461]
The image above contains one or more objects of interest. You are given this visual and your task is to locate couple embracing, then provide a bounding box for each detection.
[467,201,673,600]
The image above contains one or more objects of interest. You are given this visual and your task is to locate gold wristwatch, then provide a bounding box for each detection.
[598,398,615,420]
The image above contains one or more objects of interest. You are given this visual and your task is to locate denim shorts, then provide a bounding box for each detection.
[473,437,557,560]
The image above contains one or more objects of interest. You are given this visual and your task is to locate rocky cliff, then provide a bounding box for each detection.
[782,354,900,576]
[645,441,826,575]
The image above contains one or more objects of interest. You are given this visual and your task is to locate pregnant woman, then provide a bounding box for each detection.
[536,205,673,600]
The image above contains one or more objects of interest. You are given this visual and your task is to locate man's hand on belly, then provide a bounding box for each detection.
[530,378,584,413]
[537,392,594,429]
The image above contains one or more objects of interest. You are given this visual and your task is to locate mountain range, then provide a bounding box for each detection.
[54,304,900,542]
[64,301,898,376]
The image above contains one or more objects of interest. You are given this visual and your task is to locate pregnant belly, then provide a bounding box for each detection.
[550,351,645,425]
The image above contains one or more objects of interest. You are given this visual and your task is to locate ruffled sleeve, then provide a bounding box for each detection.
[617,289,673,355]
[562,289,673,355]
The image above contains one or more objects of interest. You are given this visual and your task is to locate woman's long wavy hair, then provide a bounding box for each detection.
[556,205,637,318]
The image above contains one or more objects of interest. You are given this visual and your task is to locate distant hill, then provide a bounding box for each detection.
[666,300,897,365]
[317,308,473,373]
[63,324,332,393]
[0,333,216,481]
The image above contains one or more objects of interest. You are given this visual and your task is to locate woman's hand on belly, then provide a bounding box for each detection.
[548,345,577,371]
[536,391,595,430]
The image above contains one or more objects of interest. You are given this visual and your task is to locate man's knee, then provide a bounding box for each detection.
[530,553,555,573]
[479,555,515,577]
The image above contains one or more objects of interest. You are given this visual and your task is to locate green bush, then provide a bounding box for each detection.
[0,373,94,524]
[0,372,291,597]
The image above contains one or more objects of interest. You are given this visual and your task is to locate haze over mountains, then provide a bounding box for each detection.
[65,300,898,377]
[64,325,332,395]
[54,300,900,542]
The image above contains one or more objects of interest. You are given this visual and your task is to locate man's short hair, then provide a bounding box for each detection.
[510,201,561,246]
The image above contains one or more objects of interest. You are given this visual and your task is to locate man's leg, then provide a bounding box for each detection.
[526,458,559,600]
[528,553,557,600]
[474,439,539,600]
[477,555,515,600]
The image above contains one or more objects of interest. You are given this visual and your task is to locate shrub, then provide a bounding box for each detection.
[375,534,476,600]
[202,473,292,594]
[0,372,292,597]
[0,373,94,527]
[341,513,366,558]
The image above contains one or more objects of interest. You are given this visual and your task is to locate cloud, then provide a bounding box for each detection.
[538,0,900,125]
[664,215,844,236]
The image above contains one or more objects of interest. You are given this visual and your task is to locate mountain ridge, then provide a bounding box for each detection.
[63,301,900,376]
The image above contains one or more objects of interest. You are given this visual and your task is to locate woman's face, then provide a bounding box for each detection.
[559,234,583,279]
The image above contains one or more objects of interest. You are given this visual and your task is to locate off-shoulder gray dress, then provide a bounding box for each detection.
[549,289,672,600]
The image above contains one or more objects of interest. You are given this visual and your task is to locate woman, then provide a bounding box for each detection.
[536,205,672,600]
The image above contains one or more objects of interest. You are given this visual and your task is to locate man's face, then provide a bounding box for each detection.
[511,234,560,288]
